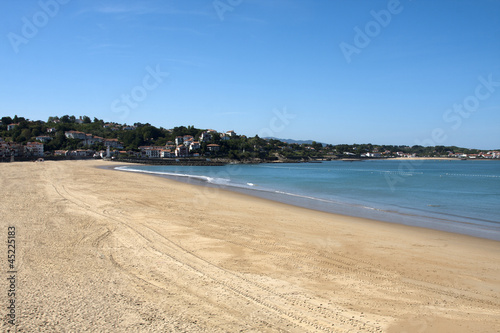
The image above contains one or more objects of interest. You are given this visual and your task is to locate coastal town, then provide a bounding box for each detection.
[1,115,499,162]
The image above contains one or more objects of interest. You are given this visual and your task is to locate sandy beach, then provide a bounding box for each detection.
[1,160,499,332]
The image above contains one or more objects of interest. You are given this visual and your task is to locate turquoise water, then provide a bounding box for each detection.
[116,160,500,241]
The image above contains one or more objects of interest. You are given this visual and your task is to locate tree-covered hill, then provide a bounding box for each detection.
[0,115,496,160]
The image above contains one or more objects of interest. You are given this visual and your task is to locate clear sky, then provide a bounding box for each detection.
[2,0,500,149]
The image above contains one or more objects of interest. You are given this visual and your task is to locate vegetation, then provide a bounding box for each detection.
[0,115,496,161]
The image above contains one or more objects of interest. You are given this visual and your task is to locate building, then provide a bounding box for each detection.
[36,136,52,143]
[160,150,174,158]
[7,124,19,131]
[175,145,189,157]
[65,131,87,140]
[200,131,212,142]
[207,144,220,153]
[54,150,68,156]
[69,150,93,158]
[189,141,201,151]
[226,130,236,137]
[139,146,165,158]
[84,134,104,146]
[25,142,44,157]
[104,139,123,149]
[175,136,184,146]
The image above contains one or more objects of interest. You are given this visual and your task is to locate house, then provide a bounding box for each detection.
[160,150,174,158]
[65,131,86,140]
[104,139,123,149]
[84,134,103,146]
[200,131,213,142]
[69,149,93,158]
[54,150,68,156]
[207,144,220,152]
[365,152,381,158]
[75,116,84,124]
[47,128,57,133]
[10,143,25,157]
[146,148,161,158]
[183,138,194,147]
[175,136,184,146]
[175,145,189,157]
[25,142,44,157]
[226,130,236,137]
[220,133,230,141]
[7,124,19,131]
[36,136,52,143]
[189,141,201,151]
[139,146,164,158]
[183,135,194,142]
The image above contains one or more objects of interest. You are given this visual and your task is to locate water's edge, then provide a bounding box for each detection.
[110,164,500,242]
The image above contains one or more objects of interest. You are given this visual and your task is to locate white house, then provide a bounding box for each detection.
[139,146,163,158]
[200,131,213,142]
[65,131,86,140]
[175,136,184,146]
[189,141,201,151]
[36,136,52,143]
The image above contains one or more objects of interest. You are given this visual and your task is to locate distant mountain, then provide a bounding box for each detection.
[264,137,327,146]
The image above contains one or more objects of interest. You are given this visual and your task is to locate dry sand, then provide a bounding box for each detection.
[1,160,499,332]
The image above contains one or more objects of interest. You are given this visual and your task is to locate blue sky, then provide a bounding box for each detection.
[2,0,500,149]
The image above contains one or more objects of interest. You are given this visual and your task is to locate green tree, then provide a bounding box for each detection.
[1,117,13,125]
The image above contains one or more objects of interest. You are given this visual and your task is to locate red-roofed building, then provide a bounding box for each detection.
[26,142,44,157]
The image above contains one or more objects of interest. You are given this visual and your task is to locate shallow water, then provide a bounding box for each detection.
[116,160,500,241]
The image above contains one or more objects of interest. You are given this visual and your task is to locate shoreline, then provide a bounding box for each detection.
[112,163,500,242]
[2,160,500,332]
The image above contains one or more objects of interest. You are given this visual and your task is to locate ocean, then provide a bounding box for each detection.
[115,160,500,241]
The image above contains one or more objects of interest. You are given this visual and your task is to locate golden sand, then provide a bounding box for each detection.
[1,160,499,332]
